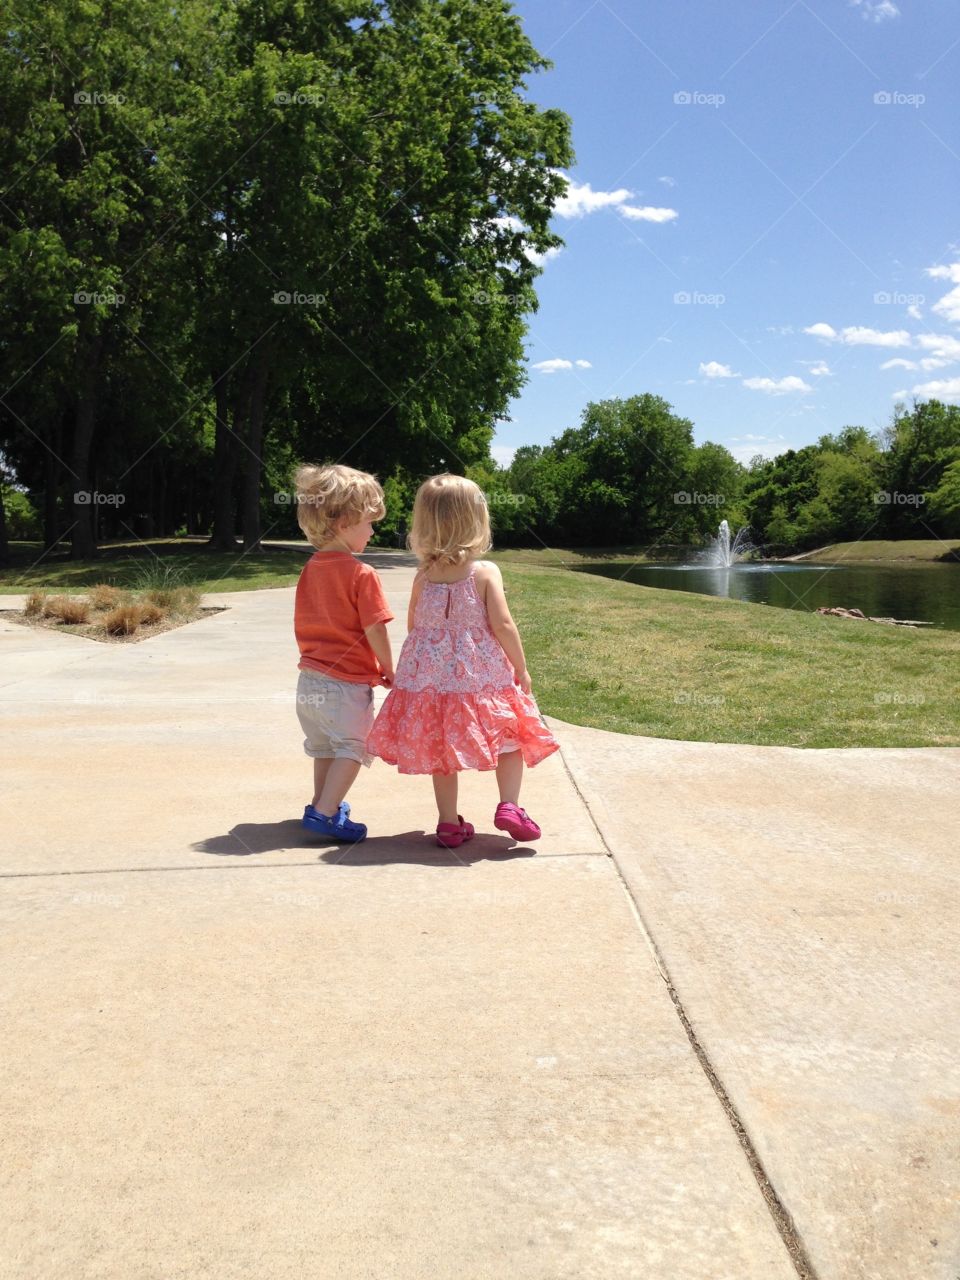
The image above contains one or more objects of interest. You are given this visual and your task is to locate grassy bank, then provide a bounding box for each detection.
[0,538,312,593]
[789,539,960,564]
[501,561,959,749]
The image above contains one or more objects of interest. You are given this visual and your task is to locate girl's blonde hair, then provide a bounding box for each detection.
[409,473,492,567]
[293,463,385,549]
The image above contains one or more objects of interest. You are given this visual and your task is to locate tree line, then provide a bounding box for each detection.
[0,0,572,562]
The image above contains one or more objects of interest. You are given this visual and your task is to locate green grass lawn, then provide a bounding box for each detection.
[4,538,956,747]
[792,538,960,563]
[500,561,960,749]
[0,538,313,593]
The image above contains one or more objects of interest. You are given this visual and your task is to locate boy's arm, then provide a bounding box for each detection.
[363,622,394,686]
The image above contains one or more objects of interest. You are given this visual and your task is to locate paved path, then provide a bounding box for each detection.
[1,556,957,1279]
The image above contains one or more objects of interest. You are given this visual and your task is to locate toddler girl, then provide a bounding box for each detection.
[366,474,558,848]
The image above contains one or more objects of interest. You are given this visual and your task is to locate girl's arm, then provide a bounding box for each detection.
[475,562,532,693]
[407,572,425,632]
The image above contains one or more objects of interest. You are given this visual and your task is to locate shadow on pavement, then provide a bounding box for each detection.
[193,823,537,866]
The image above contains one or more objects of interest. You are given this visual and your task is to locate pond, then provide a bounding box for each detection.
[575,560,960,631]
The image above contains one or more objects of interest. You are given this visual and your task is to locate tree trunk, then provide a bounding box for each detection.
[42,442,62,554]
[69,330,105,560]
[0,482,9,565]
[208,367,241,550]
[241,343,273,553]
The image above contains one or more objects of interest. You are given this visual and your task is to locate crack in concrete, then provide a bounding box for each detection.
[555,740,821,1280]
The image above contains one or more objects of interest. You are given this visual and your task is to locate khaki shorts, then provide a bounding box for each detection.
[296,669,375,767]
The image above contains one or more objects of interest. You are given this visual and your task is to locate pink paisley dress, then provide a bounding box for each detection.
[366,563,559,775]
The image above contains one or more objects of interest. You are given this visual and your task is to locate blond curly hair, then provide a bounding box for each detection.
[409,473,492,567]
[293,463,386,549]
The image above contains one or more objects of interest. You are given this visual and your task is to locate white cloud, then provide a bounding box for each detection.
[618,204,679,223]
[907,304,923,321]
[809,363,832,376]
[804,322,910,347]
[699,361,739,378]
[525,245,563,268]
[743,375,813,395]
[727,435,790,465]
[550,171,677,225]
[491,443,516,468]
[851,0,900,20]
[840,326,911,347]
[917,333,960,362]
[926,262,960,325]
[658,176,676,188]
[531,357,591,374]
[552,174,632,219]
[880,357,917,370]
[909,376,960,402]
[892,389,908,400]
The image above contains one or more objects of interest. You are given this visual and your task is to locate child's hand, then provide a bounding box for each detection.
[378,669,395,688]
[515,667,532,694]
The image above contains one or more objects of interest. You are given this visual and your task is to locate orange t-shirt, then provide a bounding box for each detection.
[294,551,394,684]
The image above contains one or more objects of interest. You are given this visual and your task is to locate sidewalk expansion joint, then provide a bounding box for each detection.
[555,740,821,1280]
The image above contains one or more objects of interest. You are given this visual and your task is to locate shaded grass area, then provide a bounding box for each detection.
[794,539,960,564]
[492,544,693,566]
[0,538,313,593]
[501,561,960,748]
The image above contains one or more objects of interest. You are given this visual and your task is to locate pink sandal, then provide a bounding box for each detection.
[435,815,475,849]
[494,802,541,842]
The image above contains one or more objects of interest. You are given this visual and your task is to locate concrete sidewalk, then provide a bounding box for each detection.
[1,556,957,1279]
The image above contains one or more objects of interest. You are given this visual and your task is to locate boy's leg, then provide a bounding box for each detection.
[496,750,523,806]
[432,772,459,826]
[316,759,362,817]
[311,758,332,808]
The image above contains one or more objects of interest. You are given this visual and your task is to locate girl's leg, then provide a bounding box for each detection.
[432,772,459,826]
[316,758,361,817]
[496,749,523,806]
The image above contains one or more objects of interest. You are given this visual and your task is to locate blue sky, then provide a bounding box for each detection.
[493,0,960,467]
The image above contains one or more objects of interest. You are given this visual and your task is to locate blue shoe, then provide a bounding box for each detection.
[302,804,367,843]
